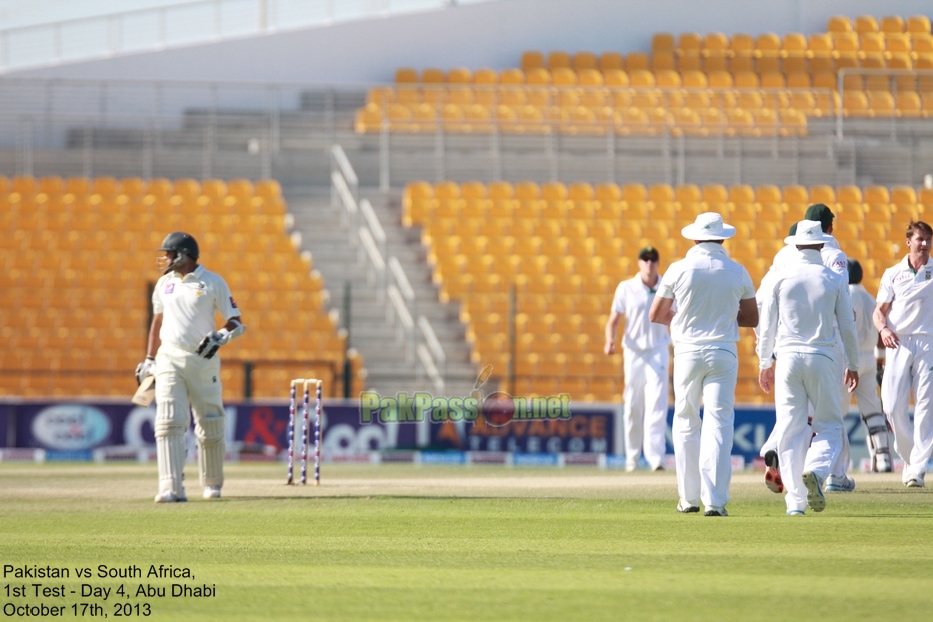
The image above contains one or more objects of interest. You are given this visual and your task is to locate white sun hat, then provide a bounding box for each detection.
[784,219,835,245]
[680,212,736,241]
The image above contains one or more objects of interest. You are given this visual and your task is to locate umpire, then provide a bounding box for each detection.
[136,232,246,503]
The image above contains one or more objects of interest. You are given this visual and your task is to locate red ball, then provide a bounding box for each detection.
[483,392,514,427]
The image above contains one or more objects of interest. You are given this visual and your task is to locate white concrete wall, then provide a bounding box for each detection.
[7,0,932,85]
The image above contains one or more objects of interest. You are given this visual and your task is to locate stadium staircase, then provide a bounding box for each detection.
[286,187,478,397]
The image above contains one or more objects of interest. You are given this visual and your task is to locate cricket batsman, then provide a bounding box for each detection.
[135,232,246,502]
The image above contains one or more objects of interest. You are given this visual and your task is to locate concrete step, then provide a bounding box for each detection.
[282,190,480,395]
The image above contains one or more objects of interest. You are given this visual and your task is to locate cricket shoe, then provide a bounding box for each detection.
[677,501,699,514]
[763,450,784,493]
[824,475,856,493]
[786,509,805,516]
[203,486,222,499]
[906,474,925,488]
[704,507,728,517]
[154,490,187,503]
[802,471,825,512]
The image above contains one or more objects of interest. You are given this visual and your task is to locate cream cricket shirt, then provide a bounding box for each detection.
[611,275,671,351]
[850,283,879,353]
[153,265,239,352]
[657,243,755,355]
[877,256,933,336]
[757,249,859,371]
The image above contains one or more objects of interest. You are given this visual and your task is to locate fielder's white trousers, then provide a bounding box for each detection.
[623,345,670,469]
[760,336,851,480]
[881,334,933,481]
[672,348,736,511]
[155,344,226,496]
[773,351,844,512]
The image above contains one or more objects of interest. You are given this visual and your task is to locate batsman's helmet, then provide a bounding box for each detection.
[847,258,863,285]
[158,232,199,273]
[159,232,199,259]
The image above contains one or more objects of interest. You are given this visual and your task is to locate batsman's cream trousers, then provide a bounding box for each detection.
[881,334,933,481]
[155,344,226,494]
[672,348,736,511]
[623,345,669,469]
[773,351,845,512]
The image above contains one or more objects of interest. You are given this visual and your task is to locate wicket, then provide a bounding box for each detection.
[286,378,322,486]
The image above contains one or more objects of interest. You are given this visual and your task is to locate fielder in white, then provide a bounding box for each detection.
[649,213,758,517]
[135,232,246,503]
[873,221,933,488]
[756,204,855,493]
[847,259,893,473]
[757,221,860,515]
[604,246,671,472]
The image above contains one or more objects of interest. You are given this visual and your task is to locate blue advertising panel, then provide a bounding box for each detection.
[0,399,871,465]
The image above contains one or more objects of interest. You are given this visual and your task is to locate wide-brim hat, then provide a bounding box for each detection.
[681,212,736,240]
[784,219,836,245]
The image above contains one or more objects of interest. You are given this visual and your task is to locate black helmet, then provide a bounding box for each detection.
[158,232,199,274]
[847,258,863,285]
[159,232,199,260]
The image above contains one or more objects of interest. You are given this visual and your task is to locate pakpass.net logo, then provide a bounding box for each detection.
[358,366,571,427]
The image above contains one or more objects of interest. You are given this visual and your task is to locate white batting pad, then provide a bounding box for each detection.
[196,416,225,488]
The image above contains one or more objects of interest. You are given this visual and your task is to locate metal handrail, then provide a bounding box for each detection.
[416,344,445,395]
[357,226,385,300]
[387,284,415,362]
[331,169,358,246]
[418,315,446,377]
[836,67,933,140]
[388,256,415,302]
[359,198,387,259]
[331,144,358,199]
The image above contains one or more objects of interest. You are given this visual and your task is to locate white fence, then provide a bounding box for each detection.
[0,0,492,74]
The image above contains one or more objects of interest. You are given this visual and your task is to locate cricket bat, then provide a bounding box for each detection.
[132,375,156,407]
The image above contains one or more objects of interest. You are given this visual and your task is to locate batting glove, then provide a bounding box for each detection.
[135,357,155,385]
[196,329,232,360]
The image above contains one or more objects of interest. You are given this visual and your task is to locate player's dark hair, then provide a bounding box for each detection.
[906,221,933,239]
[847,259,863,285]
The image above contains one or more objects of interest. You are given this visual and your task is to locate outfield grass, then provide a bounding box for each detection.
[0,463,931,621]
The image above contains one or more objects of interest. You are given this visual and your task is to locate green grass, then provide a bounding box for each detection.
[1,464,931,621]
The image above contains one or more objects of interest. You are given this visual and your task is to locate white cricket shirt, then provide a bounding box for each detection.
[757,250,859,371]
[758,236,850,336]
[153,265,240,352]
[611,274,671,351]
[877,255,933,336]
[849,283,879,353]
[656,242,755,355]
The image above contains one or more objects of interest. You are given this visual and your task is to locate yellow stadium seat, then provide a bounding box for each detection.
[652,52,676,72]
[548,51,571,70]
[599,52,624,72]
[881,15,905,34]
[653,32,675,54]
[733,71,759,88]
[625,52,650,72]
[868,91,896,116]
[395,68,418,83]
[500,68,526,85]
[855,15,879,35]
[864,186,890,206]
[828,15,852,34]
[843,91,870,116]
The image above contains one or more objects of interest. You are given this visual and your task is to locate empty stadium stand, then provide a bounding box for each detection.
[0,175,365,399]
[358,14,933,135]
[403,180,931,403]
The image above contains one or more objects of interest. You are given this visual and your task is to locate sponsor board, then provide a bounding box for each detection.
[0,400,886,466]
